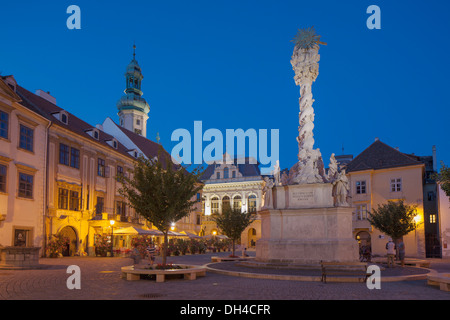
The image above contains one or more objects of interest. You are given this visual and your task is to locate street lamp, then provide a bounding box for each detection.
[109,220,115,257]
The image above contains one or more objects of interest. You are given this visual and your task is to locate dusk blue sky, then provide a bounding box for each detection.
[1,1,449,173]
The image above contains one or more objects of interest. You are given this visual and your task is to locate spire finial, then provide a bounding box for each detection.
[133,42,136,59]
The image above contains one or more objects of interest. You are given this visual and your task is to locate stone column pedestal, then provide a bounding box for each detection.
[256,184,358,264]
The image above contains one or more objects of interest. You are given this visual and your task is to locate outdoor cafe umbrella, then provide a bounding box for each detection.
[179,231,201,239]
[114,226,163,236]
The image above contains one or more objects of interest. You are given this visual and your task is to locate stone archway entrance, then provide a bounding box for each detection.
[59,226,78,257]
[356,231,371,260]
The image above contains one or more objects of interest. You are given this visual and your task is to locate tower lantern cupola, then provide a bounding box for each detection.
[117,44,150,137]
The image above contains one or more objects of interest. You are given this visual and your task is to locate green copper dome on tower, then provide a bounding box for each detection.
[117,45,150,136]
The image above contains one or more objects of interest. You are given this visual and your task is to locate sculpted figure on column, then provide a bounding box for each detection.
[289,27,327,185]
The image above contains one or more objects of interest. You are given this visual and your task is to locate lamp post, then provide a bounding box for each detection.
[110,220,115,257]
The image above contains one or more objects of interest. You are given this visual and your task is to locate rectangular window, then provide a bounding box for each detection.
[216,172,220,179]
[18,173,33,198]
[58,188,69,209]
[430,214,436,224]
[390,178,402,192]
[97,158,105,177]
[70,147,80,169]
[59,143,70,165]
[0,110,8,139]
[116,165,123,181]
[19,124,33,151]
[355,180,366,194]
[115,200,126,218]
[0,164,6,193]
[96,196,104,215]
[356,204,368,220]
[69,190,80,211]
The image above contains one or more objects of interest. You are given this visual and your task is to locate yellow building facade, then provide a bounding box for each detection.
[347,139,426,258]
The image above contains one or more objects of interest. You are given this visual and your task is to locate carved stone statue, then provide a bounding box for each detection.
[273,160,281,186]
[332,169,349,207]
[262,177,274,209]
[289,27,327,185]
[327,153,338,183]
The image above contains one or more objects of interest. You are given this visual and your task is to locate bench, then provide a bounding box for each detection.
[427,273,450,292]
[211,256,252,262]
[321,261,368,283]
[121,265,206,283]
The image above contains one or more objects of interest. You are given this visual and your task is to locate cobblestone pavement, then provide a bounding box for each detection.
[0,252,449,301]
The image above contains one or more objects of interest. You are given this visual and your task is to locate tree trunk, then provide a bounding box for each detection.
[162,232,168,267]
[232,239,235,257]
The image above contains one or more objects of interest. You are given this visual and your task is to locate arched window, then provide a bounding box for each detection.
[211,196,219,214]
[222,196,230,210]
[248,194,257,212]
[233,195,242,211]
[224,167,229,179]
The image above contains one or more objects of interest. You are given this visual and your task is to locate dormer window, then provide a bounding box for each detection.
[106,138,118,149]
[51,110,69,125]
[128,149,139,158]
[85,128,100,140]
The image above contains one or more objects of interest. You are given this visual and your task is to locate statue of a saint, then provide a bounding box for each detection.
[332,169,349,207]
[273,160,281,186]
[327,153,338,183]
[262,177,274,209]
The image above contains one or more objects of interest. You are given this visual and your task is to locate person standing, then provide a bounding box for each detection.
[386,238,396,268]
[146,244,156,265]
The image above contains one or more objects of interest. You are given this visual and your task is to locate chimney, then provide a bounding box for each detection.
[35,89,56,105]
[432,145,437,172]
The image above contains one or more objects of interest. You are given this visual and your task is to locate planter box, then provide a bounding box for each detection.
[0,246,41,269]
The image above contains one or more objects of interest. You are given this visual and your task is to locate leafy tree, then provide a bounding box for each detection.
[119,148,204,266]
[367,200,419,242]
[435,162,450,197]
[211,206,256,257]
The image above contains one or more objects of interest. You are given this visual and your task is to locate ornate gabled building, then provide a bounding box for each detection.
[200,153,265,248]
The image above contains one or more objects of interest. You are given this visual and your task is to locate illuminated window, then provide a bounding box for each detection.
[233,195,242,211]
[430,214,436,224]
[355,204,368,220]
[248,195,257,212]
[211,197,219,214]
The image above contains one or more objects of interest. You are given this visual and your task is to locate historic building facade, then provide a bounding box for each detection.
[200,153,265,248]
[1,48,201,257]
[346,139,429,258]
[0,76,50,250]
